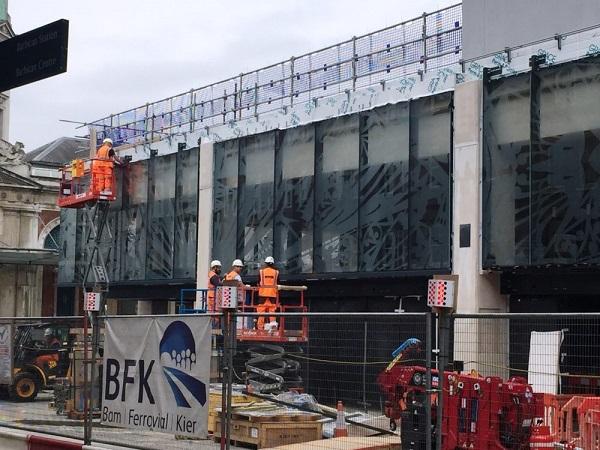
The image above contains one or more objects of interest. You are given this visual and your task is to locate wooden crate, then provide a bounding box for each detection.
[262,436,402,450]
[214,412,322,448]
[208,390,255,433]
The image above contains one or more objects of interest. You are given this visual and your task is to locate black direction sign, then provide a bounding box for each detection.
[0,19,69,91]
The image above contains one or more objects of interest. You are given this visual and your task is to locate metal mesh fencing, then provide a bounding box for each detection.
[91,4,463,147]
[4,312,599,449]
[451,313,600,449]
[0,316,90,441]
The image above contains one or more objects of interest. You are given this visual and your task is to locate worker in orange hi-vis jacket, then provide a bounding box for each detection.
[257,256,279,331]
[92,138,119,195]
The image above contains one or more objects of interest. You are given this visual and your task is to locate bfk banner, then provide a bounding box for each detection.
[101,316,210,437]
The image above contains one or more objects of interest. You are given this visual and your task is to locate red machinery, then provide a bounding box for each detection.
[378,346,541,450]
[57,157,116,208]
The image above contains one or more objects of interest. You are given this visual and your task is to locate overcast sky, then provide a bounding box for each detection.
[8,0,456,150]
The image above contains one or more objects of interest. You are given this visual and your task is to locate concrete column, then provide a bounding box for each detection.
[18,211,38,248]
[452,79,509,377]
[136,300,152,315]
[0,265,16,316]
[196,142,214,308]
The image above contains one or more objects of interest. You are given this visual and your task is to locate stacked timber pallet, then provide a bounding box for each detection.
[263,436,402,450]
[213,402,322,448]
[208,385,254,433]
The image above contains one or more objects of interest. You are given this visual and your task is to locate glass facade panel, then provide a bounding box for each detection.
[174,148,199,279]
[58,152,199,285]
[315,115,360,273]
[147,154,177,279]
[237,132,275,274]
[359,103,410,271]
[409,93,452,269]
[274,127,315,273]
[120,161,148,281]
[57,208,76,283]
[533,61,600,264]
[213,141,239,270]
[482,73,531,267]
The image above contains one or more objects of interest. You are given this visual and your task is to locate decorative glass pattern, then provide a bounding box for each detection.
[359,103,410,271]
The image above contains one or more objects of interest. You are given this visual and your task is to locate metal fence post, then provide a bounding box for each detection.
[290,56,295,106]
[220,308,236,450]
[422,12,428,73]
[352,36,357,90]
[238,73,244,120]
[190,89,195,133]
[425,312,433,450]
[436,310,451,450]
[220,311,228,450]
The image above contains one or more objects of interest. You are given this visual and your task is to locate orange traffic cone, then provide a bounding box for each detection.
[334,400,348,437]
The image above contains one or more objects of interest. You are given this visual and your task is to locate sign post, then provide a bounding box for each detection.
[428,275,458,450]
[217,285,239,450]
[0,19,69,92]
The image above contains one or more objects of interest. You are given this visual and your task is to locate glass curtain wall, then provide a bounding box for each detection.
[482,73,531,267]
[314,115,360,273]
[533,61,600,264]
[237,133,275,274]
[58,150,199,285]
[57,209,76,283]
[174,148,199,279]
[213,140,239,270]
[212,93,453,276]
[483,57,600,268]
[120,161,148,280]
[359,103,410,271]
[274,127,315,273]
[409,93,452,269]
[147,154,177,279]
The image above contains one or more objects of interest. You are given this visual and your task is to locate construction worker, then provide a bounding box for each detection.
[207,260,222,313]
[92,138,119,195]
[34,328,61,371]
[257,256,279,331]
[225,259,245,286]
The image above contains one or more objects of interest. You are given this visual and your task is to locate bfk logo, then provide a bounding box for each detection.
[159,321,206,408]
[105,320,206,408]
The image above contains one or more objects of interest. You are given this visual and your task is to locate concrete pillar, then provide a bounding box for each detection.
[452,79,509,378]
[18,212,38,248]
[0,265,16,316]
[136,300,152,315]
[196,142,214,308]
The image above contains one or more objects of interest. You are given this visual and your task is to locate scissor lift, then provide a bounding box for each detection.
[57,158,117,292]
[181,284,309,393]
[236,285,308,393]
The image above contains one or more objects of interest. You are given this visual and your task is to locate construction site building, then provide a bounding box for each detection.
[53,0,600,326]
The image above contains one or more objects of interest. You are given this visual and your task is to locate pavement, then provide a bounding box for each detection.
[0,391,240,450]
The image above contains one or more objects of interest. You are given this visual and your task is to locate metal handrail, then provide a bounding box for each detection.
[89,3,463,146]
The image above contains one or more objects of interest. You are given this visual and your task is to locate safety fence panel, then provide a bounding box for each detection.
[91,4,463,147]
[451,313,600,450]
[6,312,598,449]
[0,317,90,442]
[0,313,434,449]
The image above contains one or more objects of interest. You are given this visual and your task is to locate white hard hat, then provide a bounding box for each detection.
[103,138,113,145]
[265,256,275,264]
[210,260,221,268]
[232,259,244,267]
[44,328,53,337]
